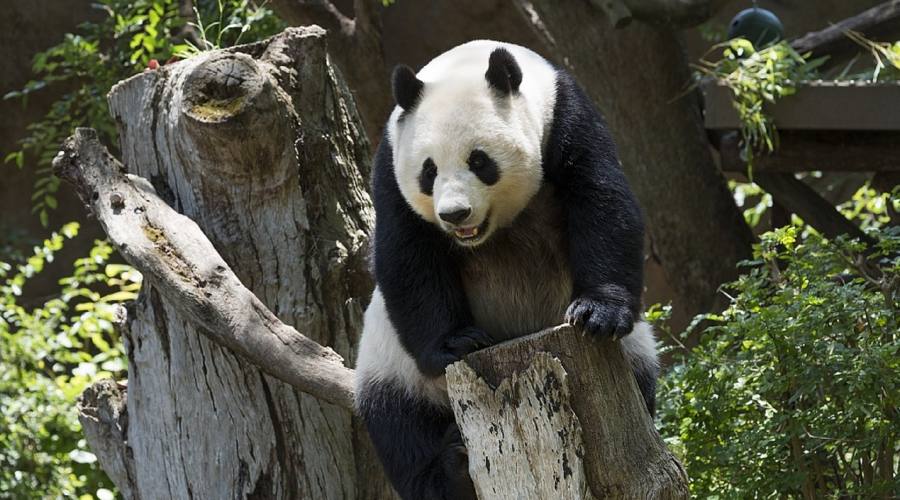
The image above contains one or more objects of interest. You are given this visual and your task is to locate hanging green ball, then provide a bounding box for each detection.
[727,7,784,48]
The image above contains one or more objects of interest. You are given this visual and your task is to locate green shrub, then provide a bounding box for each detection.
[658,224,899,498]
[1,224,141,498]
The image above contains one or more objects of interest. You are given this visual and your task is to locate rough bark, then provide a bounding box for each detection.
[447,325,689,499]
[514,1,754,321]
[77,378,136,500]
[71,27,394,499]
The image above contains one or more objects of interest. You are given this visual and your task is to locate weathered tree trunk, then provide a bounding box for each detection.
[78,27,394,499]
[447,326,689,499]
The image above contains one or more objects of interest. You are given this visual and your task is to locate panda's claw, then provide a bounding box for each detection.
[565,298,634,340]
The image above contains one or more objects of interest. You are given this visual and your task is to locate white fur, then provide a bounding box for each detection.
[355,287,449,406]
[386,40,558,244]
[621,321,660,373]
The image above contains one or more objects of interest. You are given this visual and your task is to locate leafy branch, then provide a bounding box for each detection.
[3,0,283,228]
[695,39,826,174]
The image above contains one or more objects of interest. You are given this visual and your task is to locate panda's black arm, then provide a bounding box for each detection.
[371,139,489,377]
[545,72,645,337]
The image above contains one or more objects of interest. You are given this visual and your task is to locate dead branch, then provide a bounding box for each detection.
[791,0,900,57]
[54,128,356,410]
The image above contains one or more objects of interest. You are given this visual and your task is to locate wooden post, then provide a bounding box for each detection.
[447,326,689,499]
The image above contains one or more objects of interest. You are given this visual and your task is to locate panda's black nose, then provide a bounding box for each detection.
[439,207,471,224]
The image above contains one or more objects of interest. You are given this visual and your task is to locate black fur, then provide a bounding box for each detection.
[419,158,437,195]
[358,381,477,500]
[393,65,424,111]
[372,141,493,379]
[485,48,522,94]
[467,149,500,185]
[368,65,648,500]
[543,71,645,338]
[632,362,658,417]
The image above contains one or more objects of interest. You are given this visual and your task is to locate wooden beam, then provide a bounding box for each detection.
[703,81,900,132]
[754,172,871,242]
[791,0,900,58]
[719,131,900,173]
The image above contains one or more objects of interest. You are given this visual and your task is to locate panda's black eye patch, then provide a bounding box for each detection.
[467,149,500,185]
[419,158,437,196]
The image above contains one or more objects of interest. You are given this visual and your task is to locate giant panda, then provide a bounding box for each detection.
[354,40,658,500]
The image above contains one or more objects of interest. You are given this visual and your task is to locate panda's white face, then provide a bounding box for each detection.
[388,41,557,248]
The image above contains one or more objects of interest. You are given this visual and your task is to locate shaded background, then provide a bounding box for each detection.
[1,0,889,325]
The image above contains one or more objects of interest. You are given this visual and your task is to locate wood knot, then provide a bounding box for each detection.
[177,52,293,185]
[182,53,269,124]
[110,192,125,210]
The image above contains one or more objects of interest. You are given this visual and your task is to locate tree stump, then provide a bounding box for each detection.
[447,326,689,499]
[78,27,394,499]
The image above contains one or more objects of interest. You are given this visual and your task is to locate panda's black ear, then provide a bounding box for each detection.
[485,47,522,95]
[392,65,424,111]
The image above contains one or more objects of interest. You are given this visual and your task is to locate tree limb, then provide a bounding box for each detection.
[54,128,356,410]
[791,0,900,57]
[448,325,689,499]
[270,0,353,34]
[76,379,136,499]
[753,171,872,244]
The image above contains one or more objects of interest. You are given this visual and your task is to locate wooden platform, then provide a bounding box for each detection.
[703,79,900,132]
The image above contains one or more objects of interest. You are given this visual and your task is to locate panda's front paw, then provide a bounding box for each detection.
[444,327,493,361]
[439,424,477,500]
[565,298,634,340]
[420,327,493,376]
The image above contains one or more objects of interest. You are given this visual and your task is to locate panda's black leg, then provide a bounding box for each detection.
[357,380,476,500]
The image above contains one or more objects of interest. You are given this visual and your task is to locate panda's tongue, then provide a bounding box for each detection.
[454,227,479,239]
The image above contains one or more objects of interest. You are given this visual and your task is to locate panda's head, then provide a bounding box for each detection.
[388,44,552,248]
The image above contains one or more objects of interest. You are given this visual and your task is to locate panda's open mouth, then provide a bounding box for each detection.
[451,215,490,244]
